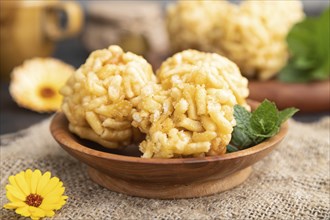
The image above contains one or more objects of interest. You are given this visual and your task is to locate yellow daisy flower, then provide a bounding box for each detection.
[3,169,68,220]
[9,58,75,112]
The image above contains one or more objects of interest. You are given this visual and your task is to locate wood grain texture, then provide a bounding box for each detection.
[249,80,330,113]
[88,166,252,199]
[50,100,289,198]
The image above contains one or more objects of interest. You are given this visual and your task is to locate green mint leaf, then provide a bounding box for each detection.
[231,105,255,148]
[231,126,255,148]
[226,144,239,153]
[250,100,279,136]
[317,7,330,60]
[310,65,330,81]
[294,55,317,69]
[278,107,299,125]
[230,100,299,151]
[279,7,330,83]
[287,18,316,57]
[252,126,280,138]
[233,105,252,129]
[278,63,309,83]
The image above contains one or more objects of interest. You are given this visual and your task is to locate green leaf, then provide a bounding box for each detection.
[250,100,279,136]
[230,100,299,151]
[233,105,252,129]
[317,7,330,59]
[226,144,239,153]
[279,7,330,83]
[231,105,255,148]
[310,65,330,81]
[278,107,299,125]
[293,55,317,69]
[287,18,317,57]
[231,126,255,148]
[278,63,307,83]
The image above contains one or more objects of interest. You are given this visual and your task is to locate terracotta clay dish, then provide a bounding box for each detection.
[248,80,330,113]
[50,100,289,199]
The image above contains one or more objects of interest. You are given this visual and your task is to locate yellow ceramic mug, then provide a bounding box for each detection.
[0,0,83,80]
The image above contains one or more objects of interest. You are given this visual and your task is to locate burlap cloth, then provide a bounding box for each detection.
[1,116,329,219]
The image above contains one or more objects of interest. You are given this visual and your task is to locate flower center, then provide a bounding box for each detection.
[40,87,56,98]
[25,194,43,207]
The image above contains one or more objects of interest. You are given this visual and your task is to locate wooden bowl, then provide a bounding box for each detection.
[249,80,330,113]
[50,100,288,199]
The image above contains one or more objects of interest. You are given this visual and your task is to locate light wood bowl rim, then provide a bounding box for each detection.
[50,100,288,165]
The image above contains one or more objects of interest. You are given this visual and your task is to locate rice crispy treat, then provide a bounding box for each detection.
[61,45,156,149]
[157,49,249,107]
[132,50,249,158]
[166,0,232,53]
[166,0,304,80]
[215,0,304,80]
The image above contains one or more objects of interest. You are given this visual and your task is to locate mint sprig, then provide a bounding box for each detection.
[230,100,298,149]
[278,7,330,83]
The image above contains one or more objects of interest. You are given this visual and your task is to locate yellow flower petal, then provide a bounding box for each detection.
[3,204,15,210]
[24,169,33,187]
[15,171,30,196]
[41,196,66,208]
[42,196,62,205]
[39,176,60,197]
[8,175,26,198]
[42,187,65,203]
[39,203,54,210]
[5,185,26,201]
[41,197,67,211]
[40,203,62,210]
[29,206,46,218]
[8,175,19,189]
[15,206,30,217]
[30,170,42,194]
[3,201,27,209]
[6,191,21,203]
[36,171,51,195]
[56,199,67,210]
[44,210,55,217]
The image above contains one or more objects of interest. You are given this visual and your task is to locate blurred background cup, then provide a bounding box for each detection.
[0,0,83,80]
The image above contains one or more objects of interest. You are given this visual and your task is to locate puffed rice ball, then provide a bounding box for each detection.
[132,50,249,158]
[166,0,304,80]
[216,0,304,80]
[157,49,249,108]
[61,45,156,149]
[166,0,232,53]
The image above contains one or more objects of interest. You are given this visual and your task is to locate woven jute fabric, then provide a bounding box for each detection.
[1,116,329,219]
